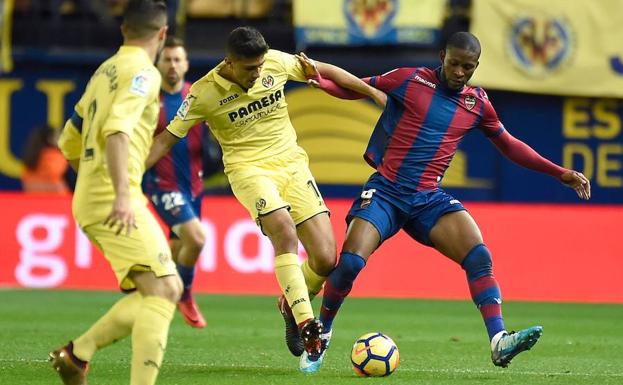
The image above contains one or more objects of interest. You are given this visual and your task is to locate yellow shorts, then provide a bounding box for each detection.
[227,147,329,225]
[83,205,177,291]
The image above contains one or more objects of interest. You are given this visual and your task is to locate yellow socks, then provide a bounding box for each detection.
[274,253,313,325]
[69,292,175,385]
[72,291,142,362]
[301,259,326,301]
[130,296,175,385]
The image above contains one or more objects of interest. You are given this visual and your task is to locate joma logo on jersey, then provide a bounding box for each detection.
[228,90,282,122]
[219,93,239,106]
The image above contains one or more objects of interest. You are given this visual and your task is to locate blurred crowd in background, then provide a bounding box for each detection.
[9,0,470,195]
[12,0,469,61]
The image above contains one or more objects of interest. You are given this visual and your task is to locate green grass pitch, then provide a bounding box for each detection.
[1,290,621,385]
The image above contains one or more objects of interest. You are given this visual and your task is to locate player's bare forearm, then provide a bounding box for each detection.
[106,132,130,199]
[105,132,137,235]
[145,129,180,169]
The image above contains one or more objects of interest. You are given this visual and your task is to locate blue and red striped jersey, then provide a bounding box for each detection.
[365,67,505,191]
[143,82,204,197]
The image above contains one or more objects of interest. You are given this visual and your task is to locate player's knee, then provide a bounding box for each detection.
[460,244,493,280]
[265,222,298,252]
[308,247,337,275]
[185,229,206,253]
[157,275,183,303]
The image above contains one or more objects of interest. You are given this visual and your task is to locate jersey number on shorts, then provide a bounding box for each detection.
[361,189,376,199]
[161,192,185,211]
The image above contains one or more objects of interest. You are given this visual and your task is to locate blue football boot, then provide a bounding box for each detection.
[299,330,332,373]
[491,326,543,367]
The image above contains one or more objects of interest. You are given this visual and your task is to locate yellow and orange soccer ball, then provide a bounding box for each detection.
[350,332,400,377]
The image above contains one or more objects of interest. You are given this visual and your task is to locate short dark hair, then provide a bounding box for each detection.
[23,125,57,170]
[164,36,185,49]
[122,0,168,40]
[227,26,269,59]
[446,31,481,56]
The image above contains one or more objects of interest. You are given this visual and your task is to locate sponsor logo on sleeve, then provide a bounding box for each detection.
[129,72,150,97]
[176,94,197,119]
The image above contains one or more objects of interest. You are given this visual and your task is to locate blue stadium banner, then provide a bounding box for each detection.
[293,0,445,48]
[470,0,623,98]
[0,67,620,203]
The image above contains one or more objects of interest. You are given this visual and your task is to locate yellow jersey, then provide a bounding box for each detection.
[59,45,161,227]
[167,49,307,170]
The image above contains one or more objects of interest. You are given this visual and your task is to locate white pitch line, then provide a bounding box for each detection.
[3,358,622,378]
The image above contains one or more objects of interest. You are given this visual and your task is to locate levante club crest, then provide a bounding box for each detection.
[344,0,397,39]
[507,14,574,77]
[464,95,476,110]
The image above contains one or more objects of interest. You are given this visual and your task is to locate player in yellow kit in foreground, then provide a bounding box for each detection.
[146,26,382,370]
[49,1,182,384]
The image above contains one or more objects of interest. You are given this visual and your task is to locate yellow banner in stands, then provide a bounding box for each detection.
[0,0,14,73]
[470,0,623,98]
[293,0,445,47]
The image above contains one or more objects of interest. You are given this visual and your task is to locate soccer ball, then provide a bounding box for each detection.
[350,332,400,377]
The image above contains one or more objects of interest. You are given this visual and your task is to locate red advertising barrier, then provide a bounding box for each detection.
[0,193,621,303]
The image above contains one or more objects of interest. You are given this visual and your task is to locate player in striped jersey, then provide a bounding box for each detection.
[143,36,208,328]
[296,32,591,372]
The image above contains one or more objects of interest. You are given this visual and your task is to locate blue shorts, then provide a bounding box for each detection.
[347,173,465,247]
[146,190,202,239]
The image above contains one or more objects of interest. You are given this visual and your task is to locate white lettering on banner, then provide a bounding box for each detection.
[15,214,68,288]
[199,219,217,272]
[74,225,92,268]
[225,219,273,273]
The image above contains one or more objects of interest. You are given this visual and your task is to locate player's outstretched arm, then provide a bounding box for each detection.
[296,53,386,107]
[104,132,136,235]
[145,129,181,170]
[491,130,591,200]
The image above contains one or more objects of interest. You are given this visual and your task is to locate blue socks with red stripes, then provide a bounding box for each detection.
[176,263,195,301]
[321,245,504,341]
[461,244,505,340]
[320,252,366,333]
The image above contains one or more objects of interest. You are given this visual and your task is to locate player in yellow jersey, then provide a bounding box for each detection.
[146,26,384,371]
[49,2,182,385]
